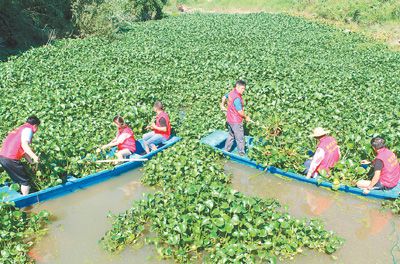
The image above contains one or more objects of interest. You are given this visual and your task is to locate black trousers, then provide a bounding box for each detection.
[0,157,31,186]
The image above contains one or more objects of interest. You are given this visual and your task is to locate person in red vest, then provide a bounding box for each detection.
[0,116,41,195]
[220,80,251,156]
[357,137,400,194]
[98,116,136,161]
[143,101,172,153]
[305,127,340,178]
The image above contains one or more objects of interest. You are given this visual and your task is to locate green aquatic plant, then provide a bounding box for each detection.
[382,199,400,215]
[0,203,50,264]
[2,12,400,262]
[1,13,399,190]
[100,142,344,262]
[141,140,231,188]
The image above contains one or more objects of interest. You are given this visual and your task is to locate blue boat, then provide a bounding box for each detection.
[0,136,181,208]
[201,130,400,200]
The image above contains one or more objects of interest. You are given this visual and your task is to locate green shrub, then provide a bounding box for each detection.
[0,0,72,47]
[71,0,168,37]
[131,0,168,20]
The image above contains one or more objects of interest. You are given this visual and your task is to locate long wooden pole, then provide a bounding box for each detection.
[94,158,148,164]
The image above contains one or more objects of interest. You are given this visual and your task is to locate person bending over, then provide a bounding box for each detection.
[0,116,41,195]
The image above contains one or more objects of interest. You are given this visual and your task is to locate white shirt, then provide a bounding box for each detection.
[21,127,33,143]
[309,147,325,176]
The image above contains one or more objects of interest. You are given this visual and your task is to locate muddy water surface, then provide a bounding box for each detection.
[31,162,400,263]
[31,170,168,264]
[227,162,400,264]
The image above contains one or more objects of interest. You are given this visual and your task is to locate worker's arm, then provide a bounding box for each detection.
[306,148,325,178]
[367,170,381,190]
[23,153,33,164]
[233,98,250,122]
[151,117,167,132]
[220,94,228,111]
[151,124,167,132]
[21,139,39,163]
[238,109,251,122]
[101,134,129,150]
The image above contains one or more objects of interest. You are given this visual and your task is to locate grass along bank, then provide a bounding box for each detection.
[166,0,400,49]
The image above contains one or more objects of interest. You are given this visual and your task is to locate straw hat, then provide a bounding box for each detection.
[310,127,330,138]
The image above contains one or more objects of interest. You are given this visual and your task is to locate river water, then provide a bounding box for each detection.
[31,170,168,264]
[31,162,400,263]
[228,162,400,264]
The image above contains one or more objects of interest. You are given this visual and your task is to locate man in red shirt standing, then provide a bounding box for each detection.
[220,80,251,156]
[0,116,41,195]
[357,137,400,194]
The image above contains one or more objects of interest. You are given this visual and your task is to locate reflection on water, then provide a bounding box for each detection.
[303,190,333,216]
[30,170,168,264]
[30,162,400,263]
[227,161,400,263]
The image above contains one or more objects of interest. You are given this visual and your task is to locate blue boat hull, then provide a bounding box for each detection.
[1,136,181,208]
[200,130,400,200]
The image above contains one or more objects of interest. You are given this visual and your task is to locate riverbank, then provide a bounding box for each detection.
[166,0,400,50]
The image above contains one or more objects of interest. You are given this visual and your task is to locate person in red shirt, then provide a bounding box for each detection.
[304,127,340,178]
[98,116,136,161]
[143,101,172,153]
[357,137,400,194]
[220,80,251,156]
[0,116,41,195]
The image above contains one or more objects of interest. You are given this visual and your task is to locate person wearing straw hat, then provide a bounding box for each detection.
[304,127,340,179]
[357,137,400,194]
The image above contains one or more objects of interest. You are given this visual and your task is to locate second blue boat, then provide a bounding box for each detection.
[200,130,400,200]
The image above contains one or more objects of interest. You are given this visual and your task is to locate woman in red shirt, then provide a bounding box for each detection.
[98,116,136,161]
[143,101,171,153]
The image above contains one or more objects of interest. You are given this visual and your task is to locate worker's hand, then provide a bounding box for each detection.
[150,124,156,130]
[96,148,101,153]
[245,116,251,123]
[220,104,227,112]
[32,156,40,164]
[361,160,371,165]
[363,188,371,194]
